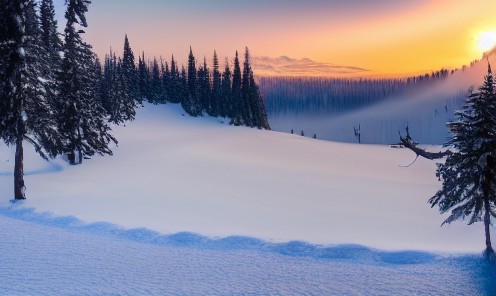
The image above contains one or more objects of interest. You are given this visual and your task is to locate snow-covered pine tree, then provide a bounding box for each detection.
[429,64,496,258]
[211,51,221,117]
[101,52,136,124]
[0,0,59,199]
[57,0,116,165]
[39,0,62,111]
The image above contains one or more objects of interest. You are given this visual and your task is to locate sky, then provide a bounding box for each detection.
[53,0,496,75]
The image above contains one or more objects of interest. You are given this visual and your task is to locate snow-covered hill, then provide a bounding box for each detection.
[1,103,495,294]
[0,102,492,252]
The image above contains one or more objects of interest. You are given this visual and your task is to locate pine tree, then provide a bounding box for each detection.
[0,0,59,199]
[150,57,162,103]
[57,0,116,165]
[167,55,180,103]
[430,64,496,258]
[220,60,231,118]
[138,52,150,100]
[101,51,136,124]
[249,69,270,129]
[39,0,62,109]
[185,47,200,116]
[122,34,139,103]
[231,51,242,125]
[197,57,211,114]
[212,51,221,117]
[241,47,253,126]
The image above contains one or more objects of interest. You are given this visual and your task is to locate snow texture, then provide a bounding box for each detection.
[0,212,495,295]
[0,102,495,294]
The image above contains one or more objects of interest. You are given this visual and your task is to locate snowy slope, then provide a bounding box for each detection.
[0,102,493,253]
[1,214,495,295]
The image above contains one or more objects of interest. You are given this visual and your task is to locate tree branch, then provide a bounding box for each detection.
[399,135,452,160]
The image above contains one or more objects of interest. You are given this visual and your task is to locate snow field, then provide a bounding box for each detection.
[0,103,493,253]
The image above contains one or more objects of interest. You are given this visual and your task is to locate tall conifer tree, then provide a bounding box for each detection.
[221,60,232,118]
[430,64,496,257]
[57,0,116,165]
[0,0,58,199]
[212,51,222,117]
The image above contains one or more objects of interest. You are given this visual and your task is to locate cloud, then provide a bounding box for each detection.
[252,56,376,77]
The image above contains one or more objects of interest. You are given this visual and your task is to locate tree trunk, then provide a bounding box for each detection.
[484,198,494,257]
[14,124,25,200]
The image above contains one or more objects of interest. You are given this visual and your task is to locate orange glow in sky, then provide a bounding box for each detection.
[54,0,496,76]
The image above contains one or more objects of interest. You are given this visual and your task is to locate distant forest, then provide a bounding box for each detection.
[260,68,459,116]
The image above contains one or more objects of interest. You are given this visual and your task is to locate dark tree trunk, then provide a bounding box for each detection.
[482,159,494,258]
[14,122,25,200]
[484,200,494,257]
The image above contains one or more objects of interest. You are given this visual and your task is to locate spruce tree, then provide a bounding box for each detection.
[101,51,136,124]
[0,0,59,199]
[231,51,242,125]
[430,64,496,257]
[122,34,139,104]
[138,52,150,100]
[57,0,116,165]
[241,47,253,126]
[185,47,200,116]
[220,60,232,118]
[150,57,163,103]
[249,69,270,130]
[167,55,180,103]
[197,57,211,114]
[212,51,222,117]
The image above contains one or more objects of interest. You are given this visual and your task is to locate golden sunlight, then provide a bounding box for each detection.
[477,31,496,51]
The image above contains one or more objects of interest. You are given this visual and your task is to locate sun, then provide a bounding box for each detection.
[477,31,496,51]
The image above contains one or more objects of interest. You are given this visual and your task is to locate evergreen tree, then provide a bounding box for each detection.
[122,34,139,103]
[101,51,136,124]
[150,57,163,103]
[0,0,59,199]
[40,0,61,54]
[185,47,200,116]
[220,60,232,118]
[138,52,150,100]
[162,61,170,102]
[57,0,116,165]
[197,57,211,114]
[167,55,180,103]
[212,51,222,117]
[249,69,270,129]
[430,64,496,257]
[241,47,253,126]
[39,0,62,120]
[231,51,242,125]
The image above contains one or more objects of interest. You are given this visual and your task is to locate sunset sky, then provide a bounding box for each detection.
[54,0,496,75]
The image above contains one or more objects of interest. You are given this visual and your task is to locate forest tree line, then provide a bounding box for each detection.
[260,68,455,115]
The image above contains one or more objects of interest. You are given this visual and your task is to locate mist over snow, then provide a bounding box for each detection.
[265,50,496,145]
